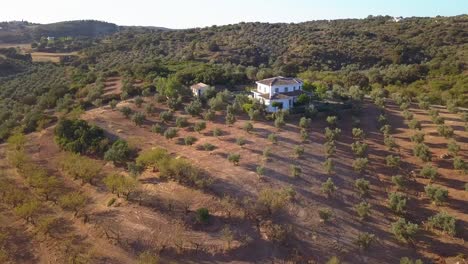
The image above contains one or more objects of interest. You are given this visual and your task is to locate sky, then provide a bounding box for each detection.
[1,0,467,29]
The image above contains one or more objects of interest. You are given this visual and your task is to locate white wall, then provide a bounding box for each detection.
[256,83,302,95]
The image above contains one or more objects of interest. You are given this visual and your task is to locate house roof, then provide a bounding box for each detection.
[256,89,303,100]
[190,82,210,90]
[256,76,303,86]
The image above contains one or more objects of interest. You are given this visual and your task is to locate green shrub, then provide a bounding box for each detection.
[352,128,364,139]
[420,164,438,181]
[151,123,164,134]
[427,211,456,236]
[318,208,333,222]
[202,143,216,151]
[437,125,454,138]
[388,193,407,214]
[196,208,210,223]
[294,145,304,158]
[323,158,334,174]
[203,110,216,121]
[355,232,375,249]
[212,128,222,137]
[159,111,173,123]
[194,121,207,133]
[326,116,337,127]
[410,132,425,143]
[453,156,467,172]
[408,119,421,130]
[384,135,398,150]
[236,137,246,146]
[104,139,131,164]
[107,197,116,207]
[447,140,460,156]
[227,153,240,165]
[385,155,401,168]
[175,117,189,128]
[184,136,197,146]
[324,141,336,157]
[325,127,341,141]
[120,106,133,118]
[391,175,406,190]
[54,119,108,154]
[256,165,265,176]
[354,178,370,197]
[351,141,368,157]
[290,165,301,178]
[424,185,448,205]
[352,158,368,173]
[164,127,178,139]
[354,201,371,219]
[268,133,278,144]
[413,143,431,162]
[321,178,337,197]
[299,117,311,129]
[243,122,254,133]
[185,100,203,116]
[391,218,418,243]
[131,112,146,126]
[400,257,423,264]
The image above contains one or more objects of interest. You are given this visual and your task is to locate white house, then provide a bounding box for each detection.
[252,76,304,112]
[190,82,210,97]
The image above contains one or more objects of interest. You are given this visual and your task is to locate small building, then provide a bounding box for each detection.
[252,76,304,112]
[190,82,210,97]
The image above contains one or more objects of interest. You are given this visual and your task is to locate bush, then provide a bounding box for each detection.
[420,164,438,181]
[164,127,178,139]
[427,212,456,236]
[321,178,337,197]
[134,96,144,107]
[59,192,87,217]
[268,133,278,144]
[263,147,271,159]
[351,141,368,157]
[120,106,133,118]
[138,251,160,264]
[318,208,333,222]
[300,128,309,142]
[386,155,401,168]
[107,197,116,207]
[410,132,425,143]
[203,110,216,121]
[185,100,202,116]
[151,123,164,134]
[324,141,336,157]
[202,143,216,151]
[408,119,421,130]
[196,208,210,223]
[353,158,368,173]
[194,121,207,133]
[54,119,108,154]
[257,188,292,216]
[227,153,240,165]
[402,110,413,120]
[325,127,341,141]
[299,117,311,129]
[104,139,131,164]
[355,232,375,249]
[391,218,418,243]
[437,125,454,138]
[354,178,370,197]
[326,256,340,264]
[58,153,101,184]
[212,128,222,137]
[109,100,118,110]
[354,201,371,219]
[131,112,146,126]
[323,158,334,174]
[294,145,304,158]
[453,156,467,172]
[175,117,189,128]
[236,137,246,146]
[159,111,173,123]
[184,136,197,146]
[256,165,265,176]
[144,103,155,114]
[274,116,285,129]
[433,115,445,125]
[447,140,460,156]
[400,257,423,264]
[388,193,407,214]
[391,175,406,190]
[290,165,301,178]
[352,128,364,140]
[413,143,431,162]
[424,185,448,205]
[243,122,254,133]
[326,116,337,127]
[380,124,392,135]
[103,174,138,200]
[384,135,398,150]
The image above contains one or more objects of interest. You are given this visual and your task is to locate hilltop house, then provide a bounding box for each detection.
[190,82,210,97]
[252,76,304,112]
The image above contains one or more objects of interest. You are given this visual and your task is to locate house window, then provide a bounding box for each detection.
[293,86,296,90]
[285,87,289,92]
[275,88,279,93]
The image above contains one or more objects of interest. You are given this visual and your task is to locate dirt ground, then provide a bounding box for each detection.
[0,96,466,263]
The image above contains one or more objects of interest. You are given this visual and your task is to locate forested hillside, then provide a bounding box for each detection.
[0,15,467,141]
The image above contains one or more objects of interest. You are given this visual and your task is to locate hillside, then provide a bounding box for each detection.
[0,20,118,43]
